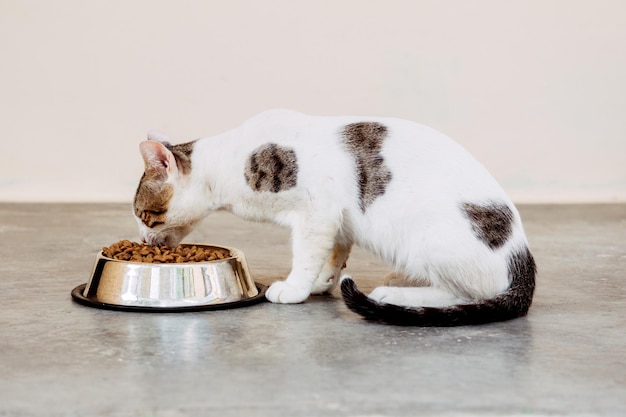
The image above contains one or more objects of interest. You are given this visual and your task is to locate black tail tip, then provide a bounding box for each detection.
[340,276,382,321]
[340,275,354,286]
[340,276,359,300]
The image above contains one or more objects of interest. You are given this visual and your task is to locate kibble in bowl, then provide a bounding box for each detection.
[102,240,231,263]
[71,241,263,311]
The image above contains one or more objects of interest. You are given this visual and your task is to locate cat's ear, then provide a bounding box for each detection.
[139,140,179,178]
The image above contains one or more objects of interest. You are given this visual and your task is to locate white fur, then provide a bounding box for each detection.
[135,109,530,308]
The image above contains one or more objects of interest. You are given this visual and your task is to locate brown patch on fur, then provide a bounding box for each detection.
[341,122,392,211]
[244,143,298,192]
[165,141,195,175]
[133,172,174,228]
[462,202,514,250]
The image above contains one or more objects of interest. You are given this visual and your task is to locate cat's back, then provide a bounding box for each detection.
[247,109,464,150]
[243,109,451,149]
[241,109,503,192]
[326,113,507,198]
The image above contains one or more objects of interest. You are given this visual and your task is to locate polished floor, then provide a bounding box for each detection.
[0,203,624,417]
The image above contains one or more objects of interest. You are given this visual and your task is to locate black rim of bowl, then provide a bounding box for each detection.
[71,283,267,313]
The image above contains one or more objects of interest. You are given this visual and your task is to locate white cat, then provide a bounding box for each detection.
[133,109,536,326]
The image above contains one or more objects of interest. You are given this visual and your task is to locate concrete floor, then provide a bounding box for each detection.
[0,203,624,417]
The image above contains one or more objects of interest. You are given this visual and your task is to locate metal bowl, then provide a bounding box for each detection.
[71,244,266,312]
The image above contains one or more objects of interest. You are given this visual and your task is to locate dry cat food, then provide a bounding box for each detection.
[102,240,231,263]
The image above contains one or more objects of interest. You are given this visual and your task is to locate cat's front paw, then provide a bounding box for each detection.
[266,281,310,304]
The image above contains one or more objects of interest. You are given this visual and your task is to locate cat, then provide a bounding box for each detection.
[133,109,536,326]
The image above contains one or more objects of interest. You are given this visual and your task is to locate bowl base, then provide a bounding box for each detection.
[71,283,267,313]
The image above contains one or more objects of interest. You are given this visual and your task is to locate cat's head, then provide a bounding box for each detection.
[133,132,203,247]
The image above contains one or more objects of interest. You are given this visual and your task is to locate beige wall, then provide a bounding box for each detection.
[1,0,625,203]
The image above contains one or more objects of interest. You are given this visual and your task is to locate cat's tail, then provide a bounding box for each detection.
[340,247,536,326]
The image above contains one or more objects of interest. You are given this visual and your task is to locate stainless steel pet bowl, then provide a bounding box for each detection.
[71,244,266,312]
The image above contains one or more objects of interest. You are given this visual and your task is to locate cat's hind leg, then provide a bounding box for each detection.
[383,272,430,287]
[311,241,352,295]
[368,286,467,308]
